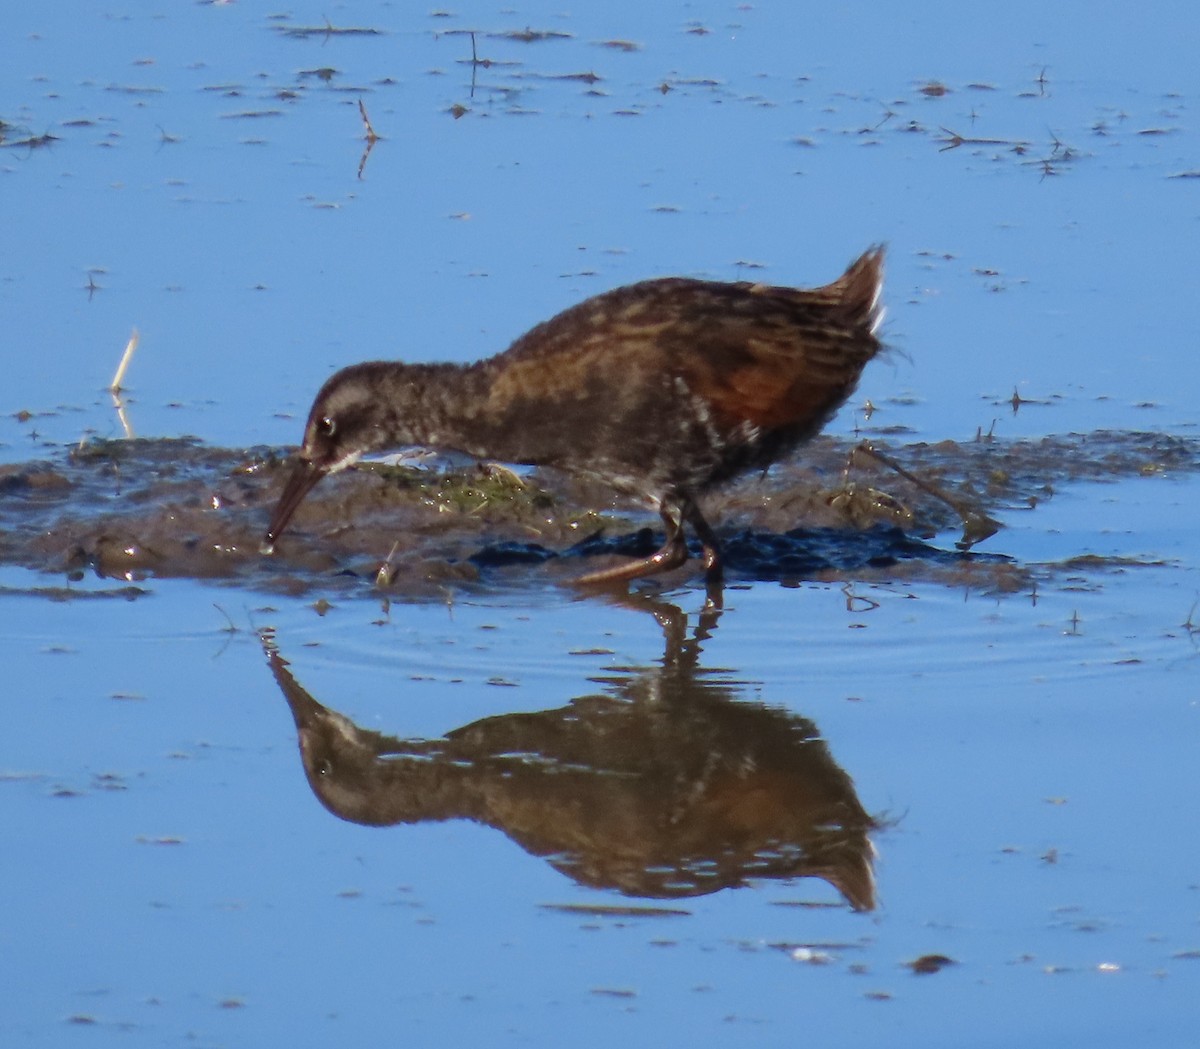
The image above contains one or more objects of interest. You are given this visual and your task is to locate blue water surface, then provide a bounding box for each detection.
[3,3,1200,1046]
[3,0,1197,459]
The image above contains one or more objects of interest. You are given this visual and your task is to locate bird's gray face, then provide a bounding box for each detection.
[299,368,394,472]
[263,367,393,550]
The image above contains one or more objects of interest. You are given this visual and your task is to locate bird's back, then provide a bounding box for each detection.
[472,247,885,495]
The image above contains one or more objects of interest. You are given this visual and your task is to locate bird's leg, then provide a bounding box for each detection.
[574,503,690,585]
[682,501,724,588]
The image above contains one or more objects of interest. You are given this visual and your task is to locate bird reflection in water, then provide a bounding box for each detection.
[260,596,877,911]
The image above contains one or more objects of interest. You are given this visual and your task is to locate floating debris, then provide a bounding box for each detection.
[907,953,956,975]
[274,20,384,39]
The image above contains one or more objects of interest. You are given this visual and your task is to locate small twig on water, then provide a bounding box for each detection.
[1183,599,1199,637]
[470,30,479,98]
[357,99,379,144]
[109,327,140,393]
[937,126,1031,153]
[356,100,380,179]
[868,105,896,132]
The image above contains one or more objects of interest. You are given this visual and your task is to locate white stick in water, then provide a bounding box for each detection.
[110,327,140,393]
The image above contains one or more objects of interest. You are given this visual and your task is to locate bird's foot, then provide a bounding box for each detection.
[573,533,690,586]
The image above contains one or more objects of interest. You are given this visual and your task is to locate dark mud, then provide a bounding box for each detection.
[0,430,1194,597]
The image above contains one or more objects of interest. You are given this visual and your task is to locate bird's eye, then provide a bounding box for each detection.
[318,416,336,438]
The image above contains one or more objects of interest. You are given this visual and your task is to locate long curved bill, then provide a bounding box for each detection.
[262,458,327,554]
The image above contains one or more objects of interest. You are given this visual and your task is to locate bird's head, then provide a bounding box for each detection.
[263,364,396,551]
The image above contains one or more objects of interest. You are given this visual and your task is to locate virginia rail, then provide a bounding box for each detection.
[264,246,885,585]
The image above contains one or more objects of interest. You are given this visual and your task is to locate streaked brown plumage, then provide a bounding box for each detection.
[265,246,886,585]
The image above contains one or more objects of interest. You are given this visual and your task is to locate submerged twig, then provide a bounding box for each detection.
[376,540,401,587]
[104,327,141,438]
[851,441,1002,550]
[841,581,880,614]
[110,392,134,439]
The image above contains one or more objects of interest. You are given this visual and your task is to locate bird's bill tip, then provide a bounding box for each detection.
[264,458,327,551]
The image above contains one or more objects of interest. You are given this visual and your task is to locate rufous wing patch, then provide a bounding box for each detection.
[683,339,859,432]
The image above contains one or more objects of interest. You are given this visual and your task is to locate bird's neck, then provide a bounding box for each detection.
[379,360,514,459]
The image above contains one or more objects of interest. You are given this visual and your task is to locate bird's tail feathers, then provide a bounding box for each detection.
[827,245,886,335]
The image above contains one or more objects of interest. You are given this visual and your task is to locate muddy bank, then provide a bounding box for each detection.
[0,430,1194,597]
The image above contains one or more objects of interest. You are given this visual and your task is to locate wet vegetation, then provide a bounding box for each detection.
[1,430,1193,597]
